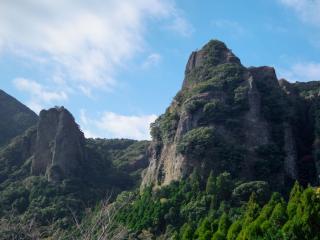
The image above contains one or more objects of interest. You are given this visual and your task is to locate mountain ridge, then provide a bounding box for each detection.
[0,89,38,147]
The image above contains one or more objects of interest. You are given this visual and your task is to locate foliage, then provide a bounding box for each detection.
[114,175,320,240]
[232,181,270,204]
[254,144,285,183]
[184,99,206,114]
[85,138,149,185]
[177,127,216,159]
[0,176,85,238]
[0,127,37,184]
[177,127,245,176]
[151,109,180,143]
[0,137,149,238]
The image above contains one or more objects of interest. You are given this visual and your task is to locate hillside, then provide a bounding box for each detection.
[0,90,38,147]
[0,103,148,238]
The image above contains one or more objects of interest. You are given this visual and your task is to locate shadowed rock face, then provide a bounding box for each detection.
[141,40,320,190]
[32,107,85,182]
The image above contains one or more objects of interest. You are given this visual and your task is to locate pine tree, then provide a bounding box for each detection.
[215,172,233,201]
[190,168,201,192]
[180,223,193,240]
[206,171,216,195]
[287,181,302,219]
[226,220,242,240]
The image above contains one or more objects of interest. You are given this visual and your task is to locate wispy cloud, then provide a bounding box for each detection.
[278,62,320,82]
[142,53,162,69]
[80,109,157,140]
[167,12,194,37]
[265,23,288,34]
[278,0,320,27]
[13,78,68,113]
[0,0,192,95]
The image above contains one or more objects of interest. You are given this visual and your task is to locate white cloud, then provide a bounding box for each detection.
[277,1,320,82]
[0,0,192,93]
[80,109,157,140]
[142,53,162,69]
[167,13,194,37]
[80,109,89,126]
[13,78,68,113]
[278,62,320,81]
[279,0,320,26]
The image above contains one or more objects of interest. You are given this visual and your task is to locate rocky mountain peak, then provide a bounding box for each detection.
[32,106,85,182]
[141,40,320,190]
[183,40,241,88]
[185,40,240,72]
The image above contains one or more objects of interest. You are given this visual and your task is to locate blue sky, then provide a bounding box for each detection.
[0,0,320,140]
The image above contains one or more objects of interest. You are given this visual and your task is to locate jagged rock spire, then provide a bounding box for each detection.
[32,106,85,182]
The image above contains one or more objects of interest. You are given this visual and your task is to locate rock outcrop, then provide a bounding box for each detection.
[141,40,320,190]
[31,107,85,182]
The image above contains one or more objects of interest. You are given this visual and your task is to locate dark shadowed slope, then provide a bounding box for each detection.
[0,90,38,147]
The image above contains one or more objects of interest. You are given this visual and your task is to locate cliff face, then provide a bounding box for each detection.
[141,40,320,190]
[0,105,86,183]
[0,90,38,147]
[31,107,85,182]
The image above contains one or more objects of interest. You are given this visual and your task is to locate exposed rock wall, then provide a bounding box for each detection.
[32,107,85,182]
[283,123,298,179]
[141,40,309,190]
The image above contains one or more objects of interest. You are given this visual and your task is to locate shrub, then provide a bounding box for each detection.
[177,127,216,159]
[232,181,270,204]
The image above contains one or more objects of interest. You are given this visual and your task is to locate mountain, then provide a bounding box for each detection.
[0,106,87,184]
[0,98,149,238]
[141,40,320,192]
[0,40,320,239]
[0,90,38,147]
[116,40,320,240]
[0,103,148,185]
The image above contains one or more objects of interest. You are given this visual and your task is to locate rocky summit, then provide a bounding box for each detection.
[142,40,320,191]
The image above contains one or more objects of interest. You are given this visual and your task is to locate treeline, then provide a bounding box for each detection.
[116,171,320,240]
